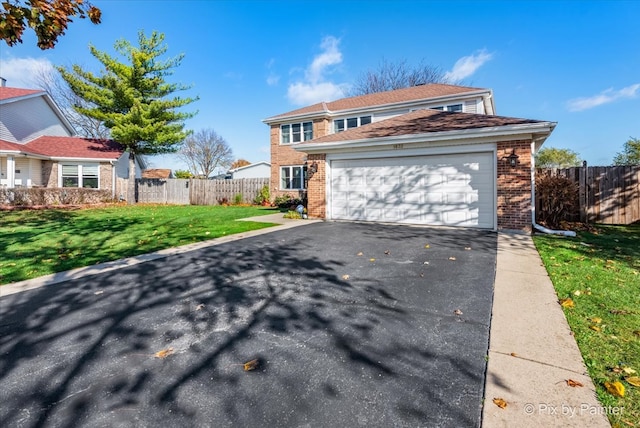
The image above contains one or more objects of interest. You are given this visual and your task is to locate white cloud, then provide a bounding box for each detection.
[288,81,347,106]
[444,49,493,82]
[287,35,347,105]
[265,58,280,86]
[567,83,640,111]
[266,74,280,86]
[0,57,55,88]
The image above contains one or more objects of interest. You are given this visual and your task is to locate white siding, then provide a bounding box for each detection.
[14,157,30,186]
[231,163,271,179]
[464,100,478,114]
[0,96,72,143]
[30,159,42,186]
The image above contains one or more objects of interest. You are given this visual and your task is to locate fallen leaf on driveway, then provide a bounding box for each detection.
[566,379,584,387]
[424,244,430,249]
[384,250,390,255]
[243,359,259,371]
[510,352,517,357]
[448,256,456,261]
[559,298,575,308]
[195,304,205,311]
[492,398,507,409]
[357,252,364,256]
[423,261,430,265]
[625,377,640,387]
[94,290,104,295]
[453,309,463,315]
[155,347,174,359]
[369,258,376,262]
[341,274,350,280]
[464,247,471,251]
[604,381,625,397]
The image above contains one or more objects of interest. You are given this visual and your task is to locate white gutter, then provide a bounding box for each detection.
[530,140,576,237]
[294,122,556,153]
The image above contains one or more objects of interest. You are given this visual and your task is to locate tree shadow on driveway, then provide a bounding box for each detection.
[0,222,497,427]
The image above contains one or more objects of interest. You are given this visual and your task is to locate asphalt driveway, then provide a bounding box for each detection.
[0,222,497,427]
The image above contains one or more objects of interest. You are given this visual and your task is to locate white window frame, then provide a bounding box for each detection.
[333,115,373,133]
[281,122,313,144]
[59,163,100,189]
[280,165,307,190]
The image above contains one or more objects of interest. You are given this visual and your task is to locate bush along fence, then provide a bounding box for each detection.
[0,187,115,207]
[135,178,270,206]
[536,164,640,225]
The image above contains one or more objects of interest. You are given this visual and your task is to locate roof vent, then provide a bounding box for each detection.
[0,77,6,87]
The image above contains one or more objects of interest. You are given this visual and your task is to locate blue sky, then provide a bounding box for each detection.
[1,0,638,171]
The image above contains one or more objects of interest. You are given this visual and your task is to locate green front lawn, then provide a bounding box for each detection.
[534,225,640,426]
[0,204,278,285]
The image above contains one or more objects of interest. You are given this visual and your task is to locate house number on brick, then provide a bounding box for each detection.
[392,144,404,149]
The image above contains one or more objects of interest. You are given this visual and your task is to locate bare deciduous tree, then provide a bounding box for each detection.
[348,58,451,96]
[178,129,233,178]
[34,65,111,139]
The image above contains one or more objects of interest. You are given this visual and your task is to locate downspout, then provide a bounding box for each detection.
[530,140,576,237]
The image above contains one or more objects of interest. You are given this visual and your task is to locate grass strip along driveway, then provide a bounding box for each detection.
[0,205,278,285]
[534,225,640,427]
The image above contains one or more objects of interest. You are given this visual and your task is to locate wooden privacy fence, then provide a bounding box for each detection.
[537,166,640,224]
[136,178,269,205]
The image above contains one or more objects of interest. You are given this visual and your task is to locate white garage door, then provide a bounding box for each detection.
[329,152,495,228]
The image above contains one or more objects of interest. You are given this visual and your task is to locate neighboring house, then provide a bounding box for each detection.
[142,168,173,179]
[263,83,555,231]
[227,161,270,179]
[0,85,143,197]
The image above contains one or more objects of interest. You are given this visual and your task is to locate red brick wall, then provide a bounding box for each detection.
[269,119,329,201]
[306,153,326,218]
[496,140,533,231]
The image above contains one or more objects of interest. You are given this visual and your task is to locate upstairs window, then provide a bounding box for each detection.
[281,122,313,144]
[429,104,462,112]
[334,115,372,133]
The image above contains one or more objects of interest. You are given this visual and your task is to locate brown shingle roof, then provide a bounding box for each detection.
[142,169,172,179]
[300,109,545,145]
[266,83,487,121]
[0,87,43,101]
[25,136,124,159]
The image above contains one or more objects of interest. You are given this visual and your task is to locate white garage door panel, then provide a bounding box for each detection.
[330,152,495,228]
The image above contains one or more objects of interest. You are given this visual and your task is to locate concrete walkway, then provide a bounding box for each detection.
[482,233,610,427]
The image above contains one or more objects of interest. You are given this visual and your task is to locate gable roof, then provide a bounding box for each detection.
[0,86,76,136]
[264,83,492,122]
[227,160,271,173]
[0,87,43,101]
[142,168,172,179]
[25,136,124,159]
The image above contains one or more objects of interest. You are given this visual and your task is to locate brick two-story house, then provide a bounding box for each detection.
[264,83,555,231]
